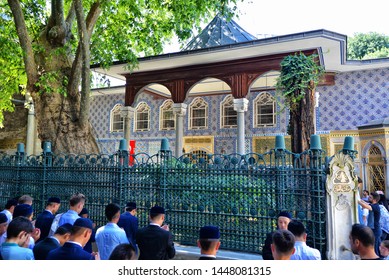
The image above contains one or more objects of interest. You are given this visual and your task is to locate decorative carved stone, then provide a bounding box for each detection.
[173,103,187,117]
[326,152,359,260]
[233,98,249,112]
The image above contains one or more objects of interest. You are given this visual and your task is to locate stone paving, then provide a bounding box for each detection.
[173,244,263,260]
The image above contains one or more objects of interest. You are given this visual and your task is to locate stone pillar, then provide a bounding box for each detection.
[233,98,248,155]
[384,157,389,198]
[25,93,35,156]
[314,91,320,134]
[173,103,187,157]
[326,153,359,260]
[120,106,135,145]
[34,125,41,155]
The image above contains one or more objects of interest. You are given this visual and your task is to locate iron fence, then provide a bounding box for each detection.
[0,142,327,257]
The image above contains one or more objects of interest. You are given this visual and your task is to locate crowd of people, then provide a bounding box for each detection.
[0,182,388,260]
[0,193,221,260]
[267,177,389,260]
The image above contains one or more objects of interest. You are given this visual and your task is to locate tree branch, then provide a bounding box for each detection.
[66,1,76,29]
[54,0,65,26]
[74,0,92,127]
[68,1,101,99]
[7,0,38,88]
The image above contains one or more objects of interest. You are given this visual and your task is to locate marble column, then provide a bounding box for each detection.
[173,103,187,157]
[314,91,320,134]
[120,106,135,146]
[25,93,35,156]
[233,98,249,155]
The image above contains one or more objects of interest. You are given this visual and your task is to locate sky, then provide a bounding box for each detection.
[235,0,389,38]
[164,0,389,52]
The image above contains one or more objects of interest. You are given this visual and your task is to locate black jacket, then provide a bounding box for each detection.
[33,237,60,260]
[136,225,175,260]
[35,210,55,242]
[262,231,274,260]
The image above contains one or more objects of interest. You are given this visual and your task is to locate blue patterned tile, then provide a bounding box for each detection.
[90,68,389,153]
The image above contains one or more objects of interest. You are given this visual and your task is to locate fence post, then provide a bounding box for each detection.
[274,135,286,210]
[15,143,26,195]
[41,141,53,206]
[42,141,53,167]
[117,139,129,206]
[158,138,171,210]
[308,134,326,256]
[16,143,25,165]
[342,136,357,159]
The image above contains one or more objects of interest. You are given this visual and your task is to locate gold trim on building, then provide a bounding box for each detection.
[183,136,214,154]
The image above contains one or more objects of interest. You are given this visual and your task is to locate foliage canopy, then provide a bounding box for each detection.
[275,52,324,108]
[348,32,389,60]
[0,0,241,129]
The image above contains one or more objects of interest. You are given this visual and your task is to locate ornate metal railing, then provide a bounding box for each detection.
[0,136,327,257]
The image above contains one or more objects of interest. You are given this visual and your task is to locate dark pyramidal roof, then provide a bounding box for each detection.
[183,14,257,51]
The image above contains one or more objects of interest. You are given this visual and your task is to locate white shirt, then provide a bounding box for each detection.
[290,241,321,260]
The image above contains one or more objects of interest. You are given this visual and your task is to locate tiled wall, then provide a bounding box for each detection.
[318,68,389,131]
[89,68,389,155]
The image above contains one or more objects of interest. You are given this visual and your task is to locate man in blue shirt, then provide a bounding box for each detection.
[57,193,86,227]
[95,203,129,260]
[358,192,382,256]
[0,216,35,260]
[287,219,321,260]
[0,199,17,224]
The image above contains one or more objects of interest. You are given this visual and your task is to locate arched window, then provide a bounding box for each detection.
[110,104,124,132]
[189,97,208,129]
[159,100,175,130]
[253,92,276,127]
[135,102,150,131]
[367,145,385,193]
[220,95,237,128]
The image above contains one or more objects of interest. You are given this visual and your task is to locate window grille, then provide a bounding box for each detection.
[135,102,150,131]
[221,95,237,128]
[160,100,175,130]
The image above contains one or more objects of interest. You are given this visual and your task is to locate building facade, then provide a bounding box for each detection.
[91,16,389,195]
[1,15,388,196]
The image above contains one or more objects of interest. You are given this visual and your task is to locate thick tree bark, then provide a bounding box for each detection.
[35,90,98,154]
[289,89,315,154]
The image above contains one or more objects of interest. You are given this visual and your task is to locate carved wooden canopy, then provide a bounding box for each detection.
[124,49,335,106]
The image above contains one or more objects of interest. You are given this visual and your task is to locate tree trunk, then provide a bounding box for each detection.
[8,0,100,154]
[32,43,99,154]
[34,87,99,154]
[289,88,315,154]
[32,32,99,154]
